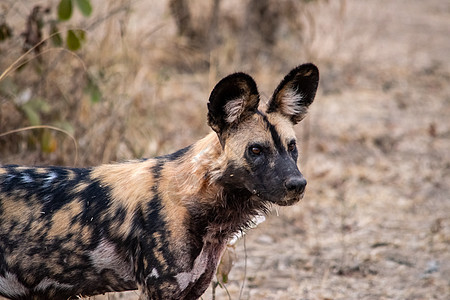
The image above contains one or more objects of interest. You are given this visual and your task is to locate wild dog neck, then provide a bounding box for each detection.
[165,131,266,244]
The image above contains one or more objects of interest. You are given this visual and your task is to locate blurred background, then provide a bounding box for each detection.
[0,0,449,299]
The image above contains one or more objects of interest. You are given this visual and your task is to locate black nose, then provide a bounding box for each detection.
[285,177,307,193]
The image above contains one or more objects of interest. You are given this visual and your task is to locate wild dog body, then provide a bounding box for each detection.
[0,64,319,299]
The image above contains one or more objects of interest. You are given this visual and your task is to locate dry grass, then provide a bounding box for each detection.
[0,0,449,299]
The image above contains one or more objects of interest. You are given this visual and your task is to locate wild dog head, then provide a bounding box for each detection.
[208,63,319,206]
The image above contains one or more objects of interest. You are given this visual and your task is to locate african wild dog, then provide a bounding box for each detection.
[0,63,319,299]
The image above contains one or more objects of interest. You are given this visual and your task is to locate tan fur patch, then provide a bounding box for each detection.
[158,164,190,251]
[80,225,93,244]
[303,69,313,76]
[266,112,297,146]
[28,218,48,239]
[189,133,225,187]
[224,114,272,158]
[1,195,44,239]
[91,161,156,237]
[15,167,30,172]
[91,161,155,212]
[48,199,83,237]
[34,168,48,174]
[1,197,30,223]
[72,181,89,195]
[152,232,169,271]
[159,133,224,203]
[66,169,76,181]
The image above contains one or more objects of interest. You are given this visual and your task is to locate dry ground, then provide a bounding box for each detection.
[0,0,449,299]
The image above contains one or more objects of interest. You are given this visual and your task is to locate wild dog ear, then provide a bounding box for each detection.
[207,72,260,134]
[267,63,319,124]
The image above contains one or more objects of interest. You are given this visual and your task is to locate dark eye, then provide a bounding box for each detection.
[288,141,296,152]
[250,146,262,155]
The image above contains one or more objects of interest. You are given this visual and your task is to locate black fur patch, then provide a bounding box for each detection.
[260,113,286,154]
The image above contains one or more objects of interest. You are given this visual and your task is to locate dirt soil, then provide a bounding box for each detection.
[1,0,449,299]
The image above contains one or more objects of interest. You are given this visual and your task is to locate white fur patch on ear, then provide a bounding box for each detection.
[279,88,307,117]
[224,96,245,124]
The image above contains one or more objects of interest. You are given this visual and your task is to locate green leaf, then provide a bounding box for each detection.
[32,98,51,114]
[53,121,75,135]
[85,76,102,103]
[67,30,81,50]
[75,29,86,43]
[20,98,51,126]
[75,0,93,17]
[22,105,40,126]
[0,77,18,96]
[40,129,58,153]
[50,23,63,47]
[89,84,101,103]
[221,274,228,284]
[58,0,73,21]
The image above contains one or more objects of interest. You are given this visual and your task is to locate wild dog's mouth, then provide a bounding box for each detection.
[273,191,305,206]
[255,191,304,206]
[248,183,305,206]
[276,197,300,206]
